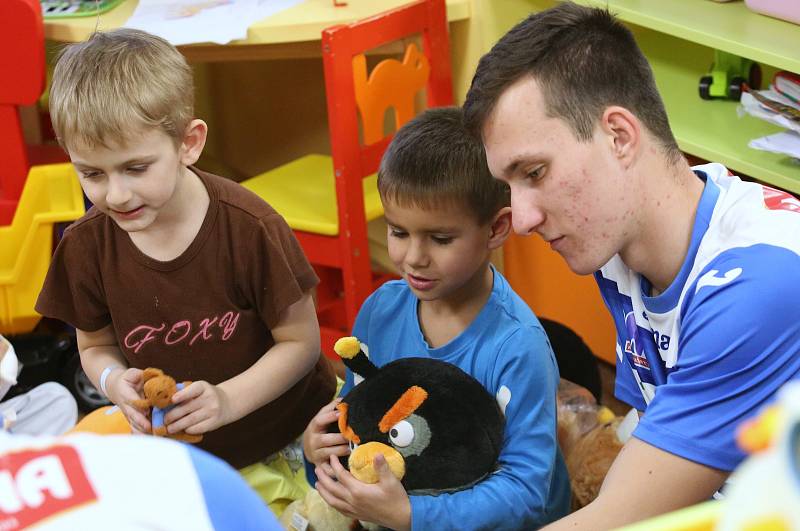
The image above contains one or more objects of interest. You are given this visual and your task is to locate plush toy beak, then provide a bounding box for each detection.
[349,441,406,484]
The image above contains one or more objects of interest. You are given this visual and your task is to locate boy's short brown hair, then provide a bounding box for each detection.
[378,106,510,225]
[50,28,194,150]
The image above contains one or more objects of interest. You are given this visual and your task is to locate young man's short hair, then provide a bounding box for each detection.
[378,106,510,225]
[50,28,194,150]
[463,1,682,164]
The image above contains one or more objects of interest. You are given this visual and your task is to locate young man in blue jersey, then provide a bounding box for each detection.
[464,2,800,528]
[303,107,571,530]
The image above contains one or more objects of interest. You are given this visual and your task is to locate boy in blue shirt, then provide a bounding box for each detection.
[304,107,570,530]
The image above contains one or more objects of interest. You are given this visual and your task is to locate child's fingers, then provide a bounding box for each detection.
[163,399,201,426]
[172,381,204,403]
[123,406,151,433]
[167,406,216,434]
[373,454,395,483]
[318,462,336,479]
[329,454,358,490]
[316,445,350,464]
[318,459,356,499]
[312,408,340,429]
[317,432,349,448]
[312,443,350,465]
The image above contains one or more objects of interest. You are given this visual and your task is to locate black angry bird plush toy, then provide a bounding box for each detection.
[333,336,505,494]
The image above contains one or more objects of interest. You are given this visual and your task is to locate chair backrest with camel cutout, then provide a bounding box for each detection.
[353,42,431,146]
[317,0,453,335]
[241,0,453,358]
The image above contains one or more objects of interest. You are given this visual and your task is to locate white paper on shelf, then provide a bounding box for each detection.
[739,91,800,135]
[762,87,800,110]
[749,130,800,160]
[122,0,304,46]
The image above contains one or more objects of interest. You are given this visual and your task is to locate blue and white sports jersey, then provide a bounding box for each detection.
[0,432,280,530]
[596,163,800,471]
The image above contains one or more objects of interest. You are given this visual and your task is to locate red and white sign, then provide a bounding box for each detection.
[0,446,97,529]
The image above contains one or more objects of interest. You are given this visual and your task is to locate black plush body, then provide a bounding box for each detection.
[335,338,505,494]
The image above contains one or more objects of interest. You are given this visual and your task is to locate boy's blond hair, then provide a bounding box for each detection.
[50,28,194,150]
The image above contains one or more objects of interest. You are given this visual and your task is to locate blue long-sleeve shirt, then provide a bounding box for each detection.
[340,269,570,530]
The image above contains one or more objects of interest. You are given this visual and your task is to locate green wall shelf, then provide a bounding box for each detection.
[575,0,800,193]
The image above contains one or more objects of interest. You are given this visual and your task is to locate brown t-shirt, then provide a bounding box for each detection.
[36,168,335,468]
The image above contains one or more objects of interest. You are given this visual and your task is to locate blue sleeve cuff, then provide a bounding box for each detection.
[633,419,741,471]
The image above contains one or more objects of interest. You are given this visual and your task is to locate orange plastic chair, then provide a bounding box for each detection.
[242,0,453,357]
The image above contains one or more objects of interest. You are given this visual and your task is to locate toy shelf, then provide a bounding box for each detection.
[576,0,800,194]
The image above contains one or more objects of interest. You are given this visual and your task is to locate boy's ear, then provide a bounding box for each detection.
[179,119,208,166]
[488,206,512,250]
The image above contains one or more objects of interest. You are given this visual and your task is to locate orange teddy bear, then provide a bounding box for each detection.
[132,367,202,444]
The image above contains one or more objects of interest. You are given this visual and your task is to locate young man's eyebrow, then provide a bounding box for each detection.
[502,152,545,177]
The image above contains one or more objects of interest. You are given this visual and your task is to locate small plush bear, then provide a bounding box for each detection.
[132,367,202,444]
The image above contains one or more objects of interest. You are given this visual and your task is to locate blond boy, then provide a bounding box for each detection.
[36,29,335,506]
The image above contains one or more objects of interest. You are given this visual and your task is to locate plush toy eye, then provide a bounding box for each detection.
[348,440,358,452]
[388,420,415,447]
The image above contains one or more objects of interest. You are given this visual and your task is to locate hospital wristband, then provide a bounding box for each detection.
[99,365,123,398]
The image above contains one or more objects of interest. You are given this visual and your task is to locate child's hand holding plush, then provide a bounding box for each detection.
[104,367,152,434]
[131,368,203,443]
[163,379,234,436]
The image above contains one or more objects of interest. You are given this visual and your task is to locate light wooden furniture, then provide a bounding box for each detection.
[43,0,470,61]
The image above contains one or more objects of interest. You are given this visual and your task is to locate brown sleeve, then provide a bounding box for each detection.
[244,212,319,328]
[34,226,111,332]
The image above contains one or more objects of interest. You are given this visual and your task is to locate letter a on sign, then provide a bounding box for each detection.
[0,446,97,528]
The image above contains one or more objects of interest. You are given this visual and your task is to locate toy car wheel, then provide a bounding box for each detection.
[699,76,713,100]
[728,76,746,101]
[61,354,110,412]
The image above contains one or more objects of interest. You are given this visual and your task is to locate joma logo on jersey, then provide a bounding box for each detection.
[0,446,97,529]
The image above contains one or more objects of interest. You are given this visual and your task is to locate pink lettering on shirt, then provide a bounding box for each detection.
[124,323,167,354]
[165,321,191,346]
[122,313,241,353]
[190,316,219,346]
[219,311,240,341]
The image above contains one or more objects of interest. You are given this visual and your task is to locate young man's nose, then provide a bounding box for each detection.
[511,197,545,236]
[105,175,133,206]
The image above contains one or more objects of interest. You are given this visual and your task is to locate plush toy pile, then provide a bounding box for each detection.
[279,488,379,531]
[556,379,626,509]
